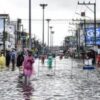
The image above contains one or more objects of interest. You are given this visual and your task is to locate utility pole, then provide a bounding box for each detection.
[81,12,86,47]
[72,19,82,58]
[78,1,96,64]
[78,1,96,46]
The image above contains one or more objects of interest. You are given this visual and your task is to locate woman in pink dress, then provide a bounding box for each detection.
[23,50,35,84]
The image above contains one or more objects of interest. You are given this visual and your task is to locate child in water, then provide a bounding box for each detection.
[23,50,35,85]
[47,55,53,69]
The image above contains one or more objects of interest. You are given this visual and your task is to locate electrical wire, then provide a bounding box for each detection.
[16,18,72,22]
[85,5,94,13]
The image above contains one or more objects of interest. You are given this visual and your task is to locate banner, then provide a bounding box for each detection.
[85,27,100,45]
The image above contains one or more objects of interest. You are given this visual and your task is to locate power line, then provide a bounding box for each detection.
[75,12,92,19]
[20,19,72,21]
[85,5,94,13]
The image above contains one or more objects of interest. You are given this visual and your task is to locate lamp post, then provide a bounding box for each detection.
[46,19,51,47]
[29,0,32,49]
[40,4,48,50]
[51,31,54,47]
[49,26,53,50]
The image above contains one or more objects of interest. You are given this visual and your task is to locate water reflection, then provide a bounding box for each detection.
[17,77,34,100]
[1,58,100,99]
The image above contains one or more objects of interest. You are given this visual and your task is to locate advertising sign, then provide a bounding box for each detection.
[85,27,100,45]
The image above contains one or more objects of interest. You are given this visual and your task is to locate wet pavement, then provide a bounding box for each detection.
[0,57,100,100]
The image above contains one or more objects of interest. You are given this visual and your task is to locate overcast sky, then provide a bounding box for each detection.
[0,0,99,46]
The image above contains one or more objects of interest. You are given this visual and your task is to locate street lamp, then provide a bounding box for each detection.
[40,4,48,48]
[49,26,53,49]
[0,14,9,56]
[46,19,51,47]
[51,31,54,48]
[29,0,32,49]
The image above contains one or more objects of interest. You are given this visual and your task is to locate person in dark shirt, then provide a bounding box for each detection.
[6,50,11,69]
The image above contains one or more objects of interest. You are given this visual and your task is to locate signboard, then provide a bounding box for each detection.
[85,27,100,45]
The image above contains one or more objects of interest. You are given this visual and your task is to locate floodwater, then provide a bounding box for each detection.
[0,57,100,100]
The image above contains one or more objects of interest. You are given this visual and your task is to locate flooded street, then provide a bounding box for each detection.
[0,57,100,100]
